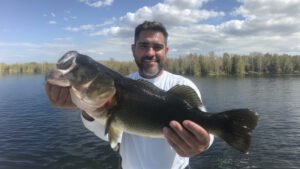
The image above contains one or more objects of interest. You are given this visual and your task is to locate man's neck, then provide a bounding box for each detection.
[139,69,164,79]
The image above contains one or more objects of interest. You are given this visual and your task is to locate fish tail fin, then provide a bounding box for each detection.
[208,109,259,154]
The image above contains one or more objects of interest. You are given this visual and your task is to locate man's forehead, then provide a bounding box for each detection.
[136,31,166,43]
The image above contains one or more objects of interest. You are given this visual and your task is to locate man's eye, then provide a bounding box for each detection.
[153,44,164,51]
[137,43,164,51]
[138,44,149,49]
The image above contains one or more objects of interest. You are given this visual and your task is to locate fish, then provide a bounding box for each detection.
[46,51,259,154]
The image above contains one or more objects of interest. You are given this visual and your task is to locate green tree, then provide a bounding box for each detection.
[222,53,232,74]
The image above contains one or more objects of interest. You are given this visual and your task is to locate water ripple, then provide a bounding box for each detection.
[1,75,300,169]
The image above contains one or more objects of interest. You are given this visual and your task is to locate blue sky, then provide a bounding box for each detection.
[1,0,300,63]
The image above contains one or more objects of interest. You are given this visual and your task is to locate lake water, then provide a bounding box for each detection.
[0,75,299,169]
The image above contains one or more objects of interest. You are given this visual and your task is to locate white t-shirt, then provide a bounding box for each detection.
[81,70,213,169]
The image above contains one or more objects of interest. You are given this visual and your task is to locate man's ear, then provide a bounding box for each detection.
[165,46,169,55]
[131,44,135,54]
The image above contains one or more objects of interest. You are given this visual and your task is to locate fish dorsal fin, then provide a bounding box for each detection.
[136,79,162,93]
[167,85,203,107]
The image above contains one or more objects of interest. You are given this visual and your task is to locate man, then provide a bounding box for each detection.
[45,21,213,169]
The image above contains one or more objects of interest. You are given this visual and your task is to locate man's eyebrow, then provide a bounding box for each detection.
[137,42,164,45]
[137,42,149,44]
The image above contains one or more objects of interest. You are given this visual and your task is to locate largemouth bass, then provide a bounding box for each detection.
[46,51,259,154]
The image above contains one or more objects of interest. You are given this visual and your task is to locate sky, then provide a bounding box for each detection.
[1,0,300,63]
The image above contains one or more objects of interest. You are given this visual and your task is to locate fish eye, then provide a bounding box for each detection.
[57,51,78,70]
[57,58,73,70]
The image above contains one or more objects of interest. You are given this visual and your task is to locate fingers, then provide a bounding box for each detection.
[171,121,200,154]
[163,120,210,157]
[183,120,210,148]
[163,127,187,156]
[45,82,53,101]
[45,83,75,108]
[50,85,61,103]
[56,86,70,105]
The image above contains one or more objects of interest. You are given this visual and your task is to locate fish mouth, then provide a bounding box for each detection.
[45,51,79,87]
[45,68,71,87]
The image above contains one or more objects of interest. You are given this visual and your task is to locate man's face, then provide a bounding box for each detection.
[132,30,169,78]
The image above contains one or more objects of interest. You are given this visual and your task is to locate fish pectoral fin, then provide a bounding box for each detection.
[105,114,121,151]
[167,85,203,107]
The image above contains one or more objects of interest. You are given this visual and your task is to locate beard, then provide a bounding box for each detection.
[135,55,164,77]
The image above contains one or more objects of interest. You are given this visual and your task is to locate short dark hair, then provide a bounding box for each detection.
[134,21,168,44]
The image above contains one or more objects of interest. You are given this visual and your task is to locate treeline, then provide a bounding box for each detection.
[1,53,300,76]
[0,60,137,76]
[164,52,300,76]
[0,62,54,75]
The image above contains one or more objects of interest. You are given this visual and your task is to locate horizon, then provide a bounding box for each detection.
[1,51,299,65]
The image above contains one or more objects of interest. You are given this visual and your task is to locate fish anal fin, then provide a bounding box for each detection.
[167,85,202,107]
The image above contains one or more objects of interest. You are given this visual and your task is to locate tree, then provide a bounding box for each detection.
[223,53,232,74]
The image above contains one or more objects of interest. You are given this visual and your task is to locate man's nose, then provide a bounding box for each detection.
[145,47,156,56]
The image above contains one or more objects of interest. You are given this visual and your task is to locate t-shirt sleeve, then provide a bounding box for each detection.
[81,113,109,141]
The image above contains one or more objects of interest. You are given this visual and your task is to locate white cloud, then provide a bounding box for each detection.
[85,49,104,55]
[0,41,76,49]
[229,0,300,36]
[89,26,132,38]
[164,0,208,9]
[48,20,57,25]
[71,0,300,57]
[51,12,56,17]
[85,0,224,53]
[80,0,114,8]
[65,18,117,34]
[65,24,95,32]
[54,37,72,41]
[0,41,78,63]
[90,26,120,36]
[120,2,224,27]
[64,16,77,21]
[5,0,300,64]
[0,42,40,48]
[78,37,133,61]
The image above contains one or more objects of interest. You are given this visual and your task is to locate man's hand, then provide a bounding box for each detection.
[45,83,76,108]
[163,120,210,157]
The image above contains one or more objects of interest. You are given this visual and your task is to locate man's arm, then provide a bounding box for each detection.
[45,83,111,142]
